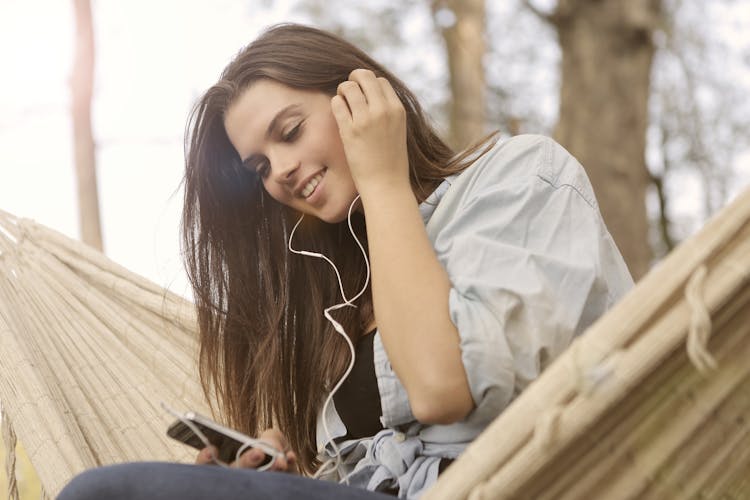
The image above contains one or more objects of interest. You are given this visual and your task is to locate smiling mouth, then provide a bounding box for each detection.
[301,169,326,198]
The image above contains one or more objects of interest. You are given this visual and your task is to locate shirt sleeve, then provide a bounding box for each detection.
[433,135,629,422]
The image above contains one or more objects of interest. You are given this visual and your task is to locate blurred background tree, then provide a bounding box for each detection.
[296,0,750,280]
[531,0,660,279]
[431,0,487,150]
[72,0,103,251]
[648,0,750,258]
[51,0,750,281]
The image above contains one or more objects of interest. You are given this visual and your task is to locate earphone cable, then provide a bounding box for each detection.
[287,195,370,482]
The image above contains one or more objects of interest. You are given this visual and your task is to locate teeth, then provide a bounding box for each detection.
[301,172,324,198]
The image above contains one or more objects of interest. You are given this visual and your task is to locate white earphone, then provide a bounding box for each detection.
[287,195,370,482]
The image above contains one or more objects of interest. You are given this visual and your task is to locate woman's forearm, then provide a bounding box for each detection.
[360,183,473,424]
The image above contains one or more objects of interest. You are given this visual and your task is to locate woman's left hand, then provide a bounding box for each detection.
[330,69,410,197]
[233,428,297,473]
[194,428,297,473]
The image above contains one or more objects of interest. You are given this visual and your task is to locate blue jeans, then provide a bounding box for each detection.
[57,462,395,499]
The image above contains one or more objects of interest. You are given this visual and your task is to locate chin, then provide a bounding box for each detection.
[319,211,350,224]
[318,196,360,224]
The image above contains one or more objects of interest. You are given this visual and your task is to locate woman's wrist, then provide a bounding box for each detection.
[358,177,416,213]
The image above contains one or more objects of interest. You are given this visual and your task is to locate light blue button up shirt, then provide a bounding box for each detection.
[316,135,634,498]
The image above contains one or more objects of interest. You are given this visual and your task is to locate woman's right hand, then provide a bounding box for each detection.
[195,428,298,473]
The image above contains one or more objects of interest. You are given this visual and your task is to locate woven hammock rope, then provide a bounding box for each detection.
[0,209,210,497]
[2,404,19,500]
[1,186,749,499]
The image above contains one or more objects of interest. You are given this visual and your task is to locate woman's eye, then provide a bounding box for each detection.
[282,121,303,142]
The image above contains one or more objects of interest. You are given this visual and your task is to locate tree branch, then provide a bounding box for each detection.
[650,171,675,253]
[651,120,676,254]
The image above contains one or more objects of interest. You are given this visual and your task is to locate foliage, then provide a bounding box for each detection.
[648,0,750,257]
[295,0,750,262]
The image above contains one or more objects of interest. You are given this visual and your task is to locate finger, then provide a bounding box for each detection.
[331,95,352,133]
[348,69,386,109]
[258,429,289,453]
[269,453,289,472]
[337,80,368,121]
[285,451,298,472]
[195,445,219,465]
[377,77,402,109]
[236,448,267,469]
[255,430,289,471]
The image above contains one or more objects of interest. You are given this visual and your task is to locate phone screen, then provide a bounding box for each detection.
[167,419,244,464]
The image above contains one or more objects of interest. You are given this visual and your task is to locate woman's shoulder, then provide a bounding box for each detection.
[469,134,575,177]
[459,134,597,207]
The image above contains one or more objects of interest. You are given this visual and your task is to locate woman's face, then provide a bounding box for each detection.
[224,79,358,223]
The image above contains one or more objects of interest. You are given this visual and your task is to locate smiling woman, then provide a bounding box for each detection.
[223,80,357,223]
[56,23,633,500]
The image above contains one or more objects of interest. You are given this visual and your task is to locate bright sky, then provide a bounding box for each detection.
[0,0,309,298]
[1,0,748,300]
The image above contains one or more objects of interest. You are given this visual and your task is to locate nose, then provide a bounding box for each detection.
[268,149,300,185]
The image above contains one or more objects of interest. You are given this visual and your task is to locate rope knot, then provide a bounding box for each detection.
[685,265,717,375]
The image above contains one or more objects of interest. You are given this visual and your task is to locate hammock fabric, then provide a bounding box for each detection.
[1,187,749,499]
[0,209,209,498]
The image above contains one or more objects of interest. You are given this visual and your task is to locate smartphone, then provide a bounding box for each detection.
[165,409,282,469]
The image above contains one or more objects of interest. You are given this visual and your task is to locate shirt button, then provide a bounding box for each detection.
[393,432,406,443]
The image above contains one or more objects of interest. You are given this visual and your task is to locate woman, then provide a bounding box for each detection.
[58,23,633,499]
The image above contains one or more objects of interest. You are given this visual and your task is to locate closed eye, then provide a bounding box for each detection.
[282,121,304,142]
[242,119,303,178]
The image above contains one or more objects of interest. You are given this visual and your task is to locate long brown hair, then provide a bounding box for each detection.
[181,23,495,473]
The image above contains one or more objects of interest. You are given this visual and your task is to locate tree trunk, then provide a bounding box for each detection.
[71,0,103,251]
[432,0,487,150]
[552,0,661,280]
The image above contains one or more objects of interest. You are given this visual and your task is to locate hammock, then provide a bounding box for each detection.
[1,186,749,499]
[424,186,750,499]
[0,209,209,498]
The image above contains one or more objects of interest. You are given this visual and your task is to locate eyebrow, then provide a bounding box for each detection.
[241,104,303,165]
